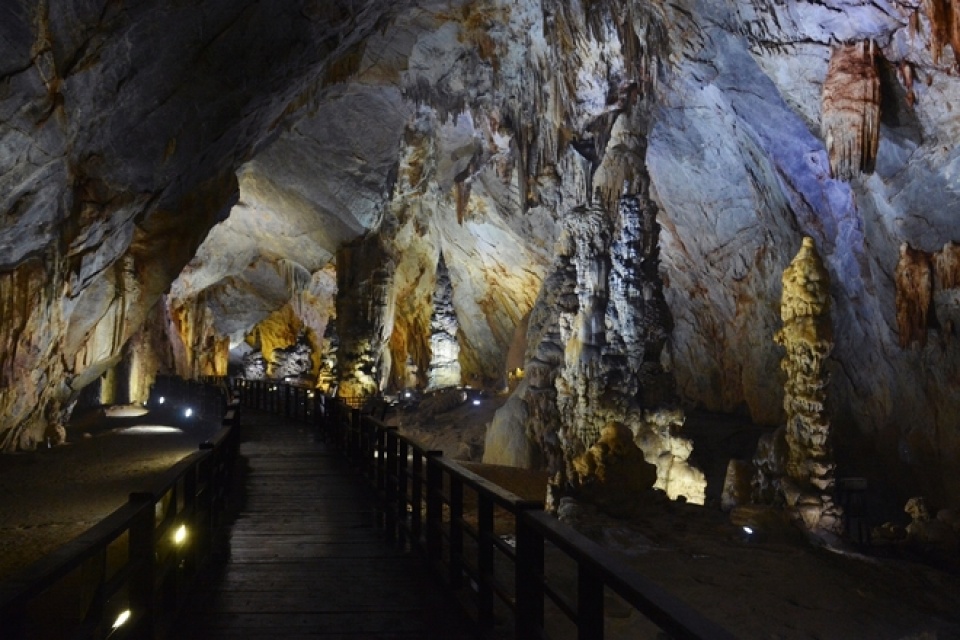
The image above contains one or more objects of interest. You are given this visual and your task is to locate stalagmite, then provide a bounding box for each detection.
[821,41,881,181]
[774,237,843,533]
[426,253,462,391]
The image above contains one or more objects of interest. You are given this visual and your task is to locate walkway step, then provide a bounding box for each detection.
[173,410,475,639]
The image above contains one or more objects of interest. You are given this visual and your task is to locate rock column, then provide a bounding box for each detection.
[336,235,395,398]
[775,237,843,532]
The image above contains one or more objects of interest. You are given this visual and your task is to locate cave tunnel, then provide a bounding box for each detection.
[2,0,960,637]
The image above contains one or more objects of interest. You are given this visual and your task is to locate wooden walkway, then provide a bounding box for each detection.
[174,409,476,640]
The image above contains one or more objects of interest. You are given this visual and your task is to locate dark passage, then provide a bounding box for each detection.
[174,409,474,639]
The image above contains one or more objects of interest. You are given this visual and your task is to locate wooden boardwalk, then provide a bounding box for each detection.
[174,409,476,640]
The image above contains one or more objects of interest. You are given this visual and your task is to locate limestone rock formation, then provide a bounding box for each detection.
[748,238,843,533]
[2,0,960,518]
[896,243,934,348]
[242,350,267,381]
[271,332,314,384]
[336,234,396,398]
[821,41,881,181]
[571,422,658,517]
[426,253,462,391]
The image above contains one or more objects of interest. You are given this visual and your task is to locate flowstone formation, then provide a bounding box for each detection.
[728,238,843,534]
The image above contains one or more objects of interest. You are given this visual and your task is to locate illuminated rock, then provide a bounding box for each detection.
[775,238,842,533]
[271,333,314,383]
[426,253,462,391]
[571,422,658,517]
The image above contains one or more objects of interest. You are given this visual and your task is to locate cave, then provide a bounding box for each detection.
[3,0,960,636]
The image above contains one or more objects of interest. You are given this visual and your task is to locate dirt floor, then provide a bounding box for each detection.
[2,397,960,639]
[0,406,221,581]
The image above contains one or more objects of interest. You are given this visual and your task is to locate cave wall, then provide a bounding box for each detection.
[0,0,398,447]
[2,0,960,509]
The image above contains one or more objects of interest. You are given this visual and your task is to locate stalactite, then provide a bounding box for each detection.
[924,0,960,69]
[932,241,960,339]
[821,41,881,181]
[895,243,933,348]
[278,258,312,319]
[934,241,960,289]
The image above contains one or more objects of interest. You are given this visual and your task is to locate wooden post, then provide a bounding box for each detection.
[384,428,399,545]
[128,492,156,639]
[411,450,424,554]
[578,564,605,640]
[448,476,463,589]
[515,512,545,639]
[425,452,444,569]
[477,493,495,632]
[397,439,409,550]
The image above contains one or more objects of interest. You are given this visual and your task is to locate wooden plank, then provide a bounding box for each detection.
[171,409,473,640]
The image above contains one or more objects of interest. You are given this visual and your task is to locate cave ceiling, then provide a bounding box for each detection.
[2,0,960,503]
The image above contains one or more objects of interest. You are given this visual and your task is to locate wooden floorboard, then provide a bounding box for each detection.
[172,409,475,639]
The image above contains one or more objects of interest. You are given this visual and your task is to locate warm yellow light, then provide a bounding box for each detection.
[173,524,187,545]
[112,609,131,629]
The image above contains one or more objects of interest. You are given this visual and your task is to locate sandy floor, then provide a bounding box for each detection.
[2,398,959,639]
[0,407,221,581]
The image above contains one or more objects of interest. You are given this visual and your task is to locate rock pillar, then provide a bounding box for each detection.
[775,237,843,533]
[427,252,462,390]
[336,235,395,398]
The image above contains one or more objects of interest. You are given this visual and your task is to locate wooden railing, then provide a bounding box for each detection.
[0,389,239,640]
[240,380,735,640]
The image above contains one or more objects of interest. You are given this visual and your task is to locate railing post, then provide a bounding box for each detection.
[410,450,424,554]
[477,493,495,633]
[376,426,388,488]
[425,452,444,569]
[128,492,156,639]
[578,564,605,640]
[448,475,464,589]
[384,428,399,545]
[516,511,545,640]
[397,439,409,550]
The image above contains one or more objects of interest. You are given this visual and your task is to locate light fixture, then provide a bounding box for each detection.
[158,396,165,404]
[173,524,187,545]
[184,407,193,418]
[404,391,411,398]
[472,399,481,406]
[742,526,754,535]
[112,609,131,630]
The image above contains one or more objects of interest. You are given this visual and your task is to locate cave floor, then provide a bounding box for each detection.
[0,407,221,581]
[1,403,959,638]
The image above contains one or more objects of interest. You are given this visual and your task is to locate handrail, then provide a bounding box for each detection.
[238,379,735,640]
[0,382,239,640]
